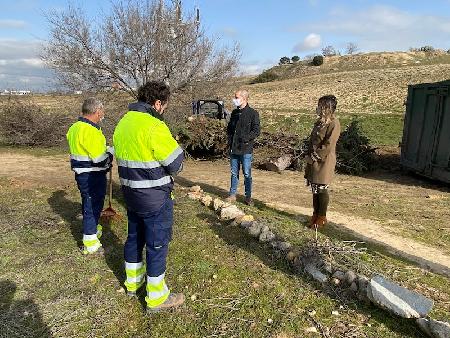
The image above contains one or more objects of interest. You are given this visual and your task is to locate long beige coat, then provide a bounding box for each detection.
[304,118,341,185]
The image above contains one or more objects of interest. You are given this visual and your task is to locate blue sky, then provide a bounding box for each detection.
[1,0,450,90]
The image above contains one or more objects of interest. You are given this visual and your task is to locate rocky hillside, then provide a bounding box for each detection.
[244,51,450,115]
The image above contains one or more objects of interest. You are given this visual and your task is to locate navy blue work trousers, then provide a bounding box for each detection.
[124,198,174,277]
[75,171,107,236]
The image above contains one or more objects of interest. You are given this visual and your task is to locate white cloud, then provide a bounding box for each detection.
[0,19,26,29]
[0,39,42,60]
[292,33,322,52]
[0,40,53,91]
[291,5,450,52]
[22,58,44,67]
[239,59,277,75]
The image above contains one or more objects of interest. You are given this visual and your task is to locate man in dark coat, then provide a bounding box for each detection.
[226,89,260,205]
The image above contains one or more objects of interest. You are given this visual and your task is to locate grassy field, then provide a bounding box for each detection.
[0,162,449,337]
[261,112,404,146]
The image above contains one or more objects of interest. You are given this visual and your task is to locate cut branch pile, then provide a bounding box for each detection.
[176,118,377,175]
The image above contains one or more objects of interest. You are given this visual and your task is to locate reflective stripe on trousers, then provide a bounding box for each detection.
[124,261,146,292]
[83,233,101,253]
[145,273,170,308]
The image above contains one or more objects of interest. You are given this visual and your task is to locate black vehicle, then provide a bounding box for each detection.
[192,99,229,120]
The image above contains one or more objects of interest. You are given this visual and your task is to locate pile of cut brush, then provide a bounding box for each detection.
[174,117,377,175]
[253,121,378,175]
[253,132,308,173]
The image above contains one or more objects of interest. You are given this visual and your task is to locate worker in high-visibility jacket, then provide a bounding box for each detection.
[113,81,185,313]
[67,97,113,255]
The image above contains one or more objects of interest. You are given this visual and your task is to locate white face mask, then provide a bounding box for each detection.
[232,98,241,107]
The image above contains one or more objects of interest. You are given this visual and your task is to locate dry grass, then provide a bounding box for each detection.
[248,64,450,115]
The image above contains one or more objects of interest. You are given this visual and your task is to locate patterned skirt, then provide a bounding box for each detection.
[305,179,329,194]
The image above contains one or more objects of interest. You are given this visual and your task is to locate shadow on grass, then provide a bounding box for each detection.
[47,190,125,286]
[0,280,52,337]
[198,212,294,277]
[177,177,424,337]
[176,175,449,276]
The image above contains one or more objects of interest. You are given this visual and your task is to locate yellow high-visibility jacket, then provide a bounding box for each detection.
[113,102,184,213]
[67,117,113,175]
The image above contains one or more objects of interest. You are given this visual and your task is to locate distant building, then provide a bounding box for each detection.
[74,90,83,95]
[0,90,32,96]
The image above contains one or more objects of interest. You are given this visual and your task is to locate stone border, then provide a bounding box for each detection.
[185,185,450,338]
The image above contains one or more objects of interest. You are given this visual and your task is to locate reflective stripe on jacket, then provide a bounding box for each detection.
[113,102,184,213]
[66,117,112,174]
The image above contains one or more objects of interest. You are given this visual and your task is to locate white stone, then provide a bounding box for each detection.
[248,222,263,238]
[366,275,434,319]
[332,271,345,281]
[345,270,357,285]
[259,229,276,243]
[304,264,328,283]
[189,185,202,193]
[187,192,202,200]
[417,318,450,338]
[220,205,245,220]
[240,221,253,229]
[278,241,292,251]
[213,198,225,211]
[200,195,213,207]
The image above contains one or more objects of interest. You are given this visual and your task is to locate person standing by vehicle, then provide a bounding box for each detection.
[304,95,340,228]
[226,89,260,206]
[113,81,185,313]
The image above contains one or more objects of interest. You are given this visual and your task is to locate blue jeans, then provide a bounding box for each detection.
[124,198,173,277]
[229,153,253,198]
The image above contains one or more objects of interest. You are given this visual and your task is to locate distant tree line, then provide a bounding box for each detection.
[278,42,360,65]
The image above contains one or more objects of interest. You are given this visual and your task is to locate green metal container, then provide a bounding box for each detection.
[401,80,450,183]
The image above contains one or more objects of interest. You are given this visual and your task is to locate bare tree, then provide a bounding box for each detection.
[322,45,337,57]
[42,0,240,97]
[345,42,359,55]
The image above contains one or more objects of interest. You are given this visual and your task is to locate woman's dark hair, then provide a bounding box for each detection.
[318,95,337,112]
[317,95,337,123]
[137,81,171,105]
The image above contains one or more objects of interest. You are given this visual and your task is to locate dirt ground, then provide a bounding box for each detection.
[1,151,449,277]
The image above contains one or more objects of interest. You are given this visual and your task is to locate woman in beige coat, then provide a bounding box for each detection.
[304,95,341,228]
